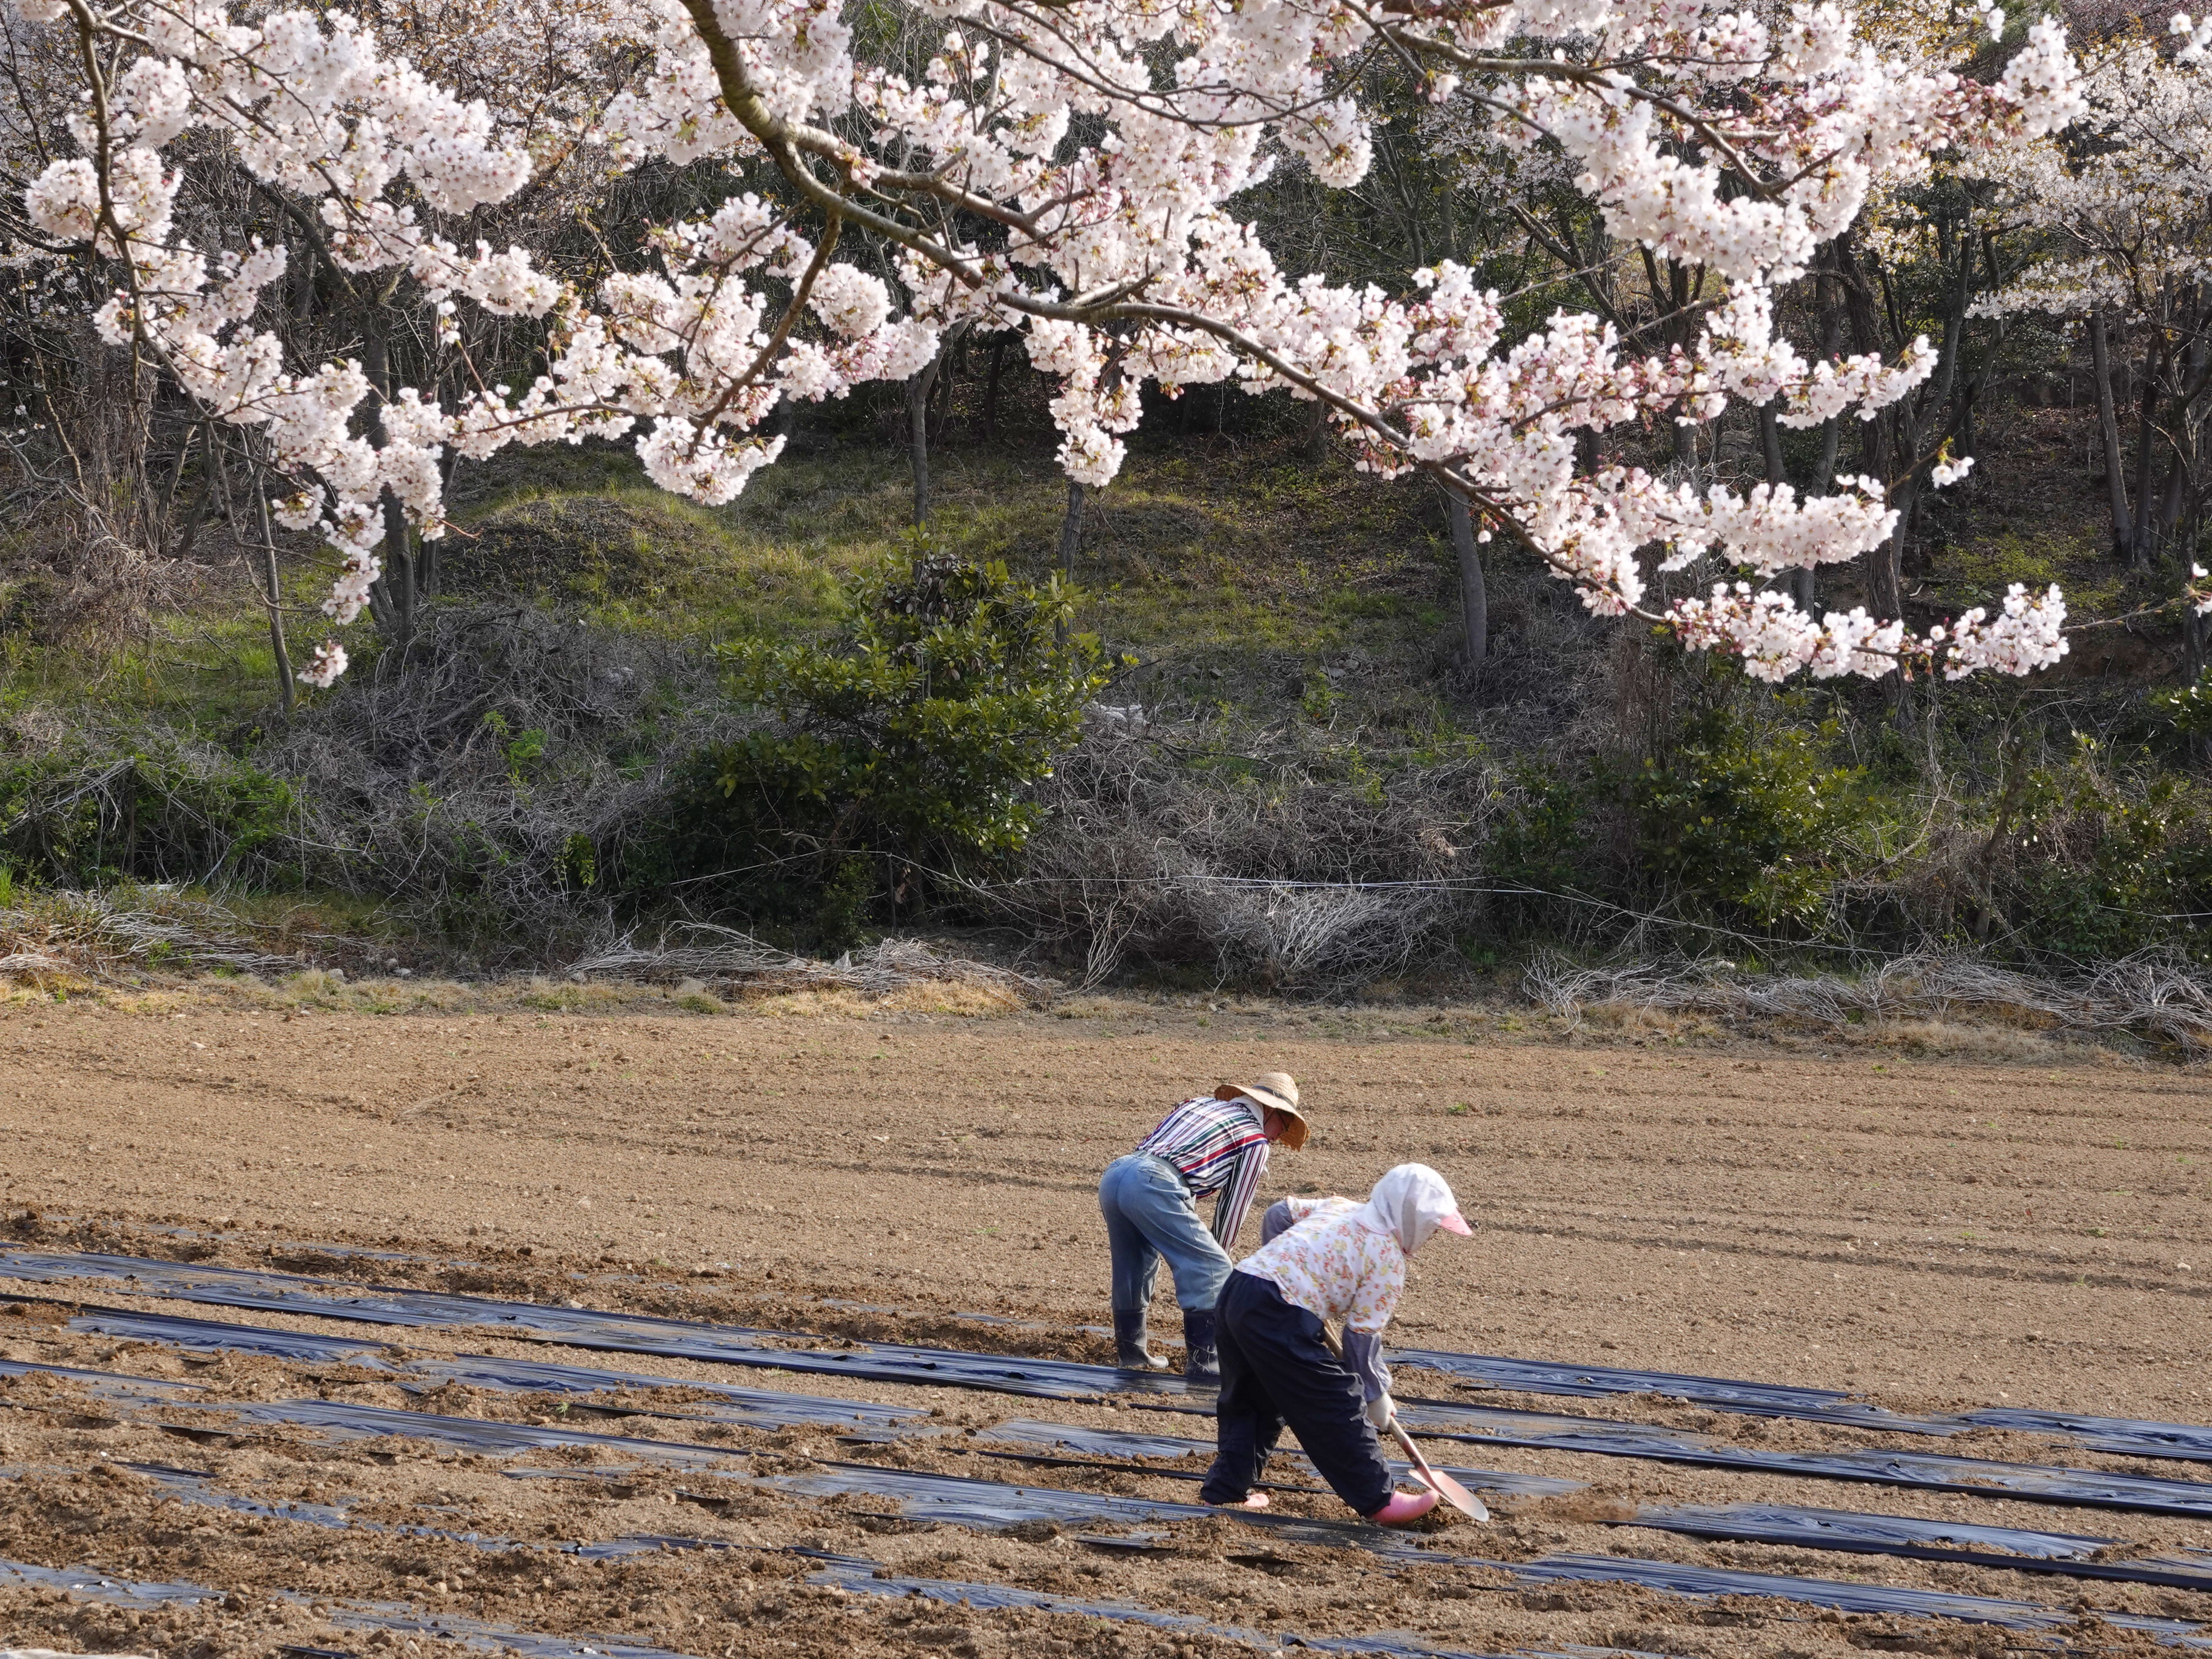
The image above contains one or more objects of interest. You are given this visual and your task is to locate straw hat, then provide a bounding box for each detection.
[1215,1072,1308,1150]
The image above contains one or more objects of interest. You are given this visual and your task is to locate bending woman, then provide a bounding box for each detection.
[1098,1073,1309,1381]
[1201,1163,1471,1526]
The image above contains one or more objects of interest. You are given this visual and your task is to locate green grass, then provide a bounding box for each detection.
[0,568,346,732]
[1925,526,2126,619]
[5,403,2190,749]
[1,427,1466,737]
[711,438,1454,705]
[446,484,850,640]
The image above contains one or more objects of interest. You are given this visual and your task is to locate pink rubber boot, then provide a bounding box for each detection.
[1367,1489,1439,1527]
[1208,1491,1271,1510]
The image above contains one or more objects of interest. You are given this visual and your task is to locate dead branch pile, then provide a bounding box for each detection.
[0,607,755,970]
[994,714,1504,990]
[1524,949,2212,1051]
[0,888,305,982]
[259,605,740,959]
[567,922,1057,1002]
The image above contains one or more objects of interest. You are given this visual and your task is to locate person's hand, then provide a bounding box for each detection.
[1364,1393,1396,1432]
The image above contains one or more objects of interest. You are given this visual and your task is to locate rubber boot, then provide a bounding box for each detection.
[1182,1308,1219,1384]
[1367,1489,1439,1527]
[1113,1309,1167,1371]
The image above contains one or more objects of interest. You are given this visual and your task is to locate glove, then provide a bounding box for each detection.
[1364,1393,1397,1432]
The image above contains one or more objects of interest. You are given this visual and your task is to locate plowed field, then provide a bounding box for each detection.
[1,999,2207,1659]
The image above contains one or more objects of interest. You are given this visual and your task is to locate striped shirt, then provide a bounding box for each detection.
[1136,1096,1273,1248]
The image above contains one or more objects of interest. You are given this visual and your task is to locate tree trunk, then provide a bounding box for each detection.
[171,421,218,565]
[1302,400,1329,465]
[1651,254,1700,470]
[1835,229,1909,678]
[2156,434,2190,547]
[360,306,416,642]
[906,351,941,528]
[1815,419,1843,494]
[2155,318,2208,551]
[1807,258,1842,615]
[2130,324,2168,563]
[983,335,1008,438]
[2090,309,2133,560]
[1058,478,1084,583]
[1446,491,1486,674]
[927,335,956,444]
[415,504,439,602]
[1891,206,1980,585]
[1758,402,1816,614]
[253,472,296,716]
[156,419,199,541]
[292,238,317,320]
[1758,400,1786,488]
[1055,477,1084,643]
[384,491,414,638]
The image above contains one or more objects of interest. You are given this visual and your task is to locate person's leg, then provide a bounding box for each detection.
[1200,1274,1285,1504]
[1246,1298,1394,1518]
[1119,1156,1236,1309]
[1098,1158,1164,1367]
[1118,1156,1236,1379]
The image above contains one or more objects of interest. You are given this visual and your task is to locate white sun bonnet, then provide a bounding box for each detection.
[1358,1163,1472,1254]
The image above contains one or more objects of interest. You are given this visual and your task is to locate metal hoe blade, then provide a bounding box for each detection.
[1390,1420,1490,1521]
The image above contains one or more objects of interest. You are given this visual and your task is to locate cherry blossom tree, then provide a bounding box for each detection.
[7,0,2140,688]
[1976,16,2211,562]
[0,0,642,669]
[1969,12,2212,669]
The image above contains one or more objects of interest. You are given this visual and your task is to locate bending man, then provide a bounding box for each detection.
[1098,1073,1309,1381]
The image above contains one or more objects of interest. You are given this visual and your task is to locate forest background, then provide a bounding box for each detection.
[2,0,2210,1014]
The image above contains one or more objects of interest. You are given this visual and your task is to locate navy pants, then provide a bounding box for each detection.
[1199,1270,1392,1516]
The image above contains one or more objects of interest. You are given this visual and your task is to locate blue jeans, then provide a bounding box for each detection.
[1098,1153,1235,1313]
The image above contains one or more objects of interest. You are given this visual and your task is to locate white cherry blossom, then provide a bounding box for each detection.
[7,0,2096,685]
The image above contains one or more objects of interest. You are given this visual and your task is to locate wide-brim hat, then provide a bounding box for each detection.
[1216,1071,1307,1149]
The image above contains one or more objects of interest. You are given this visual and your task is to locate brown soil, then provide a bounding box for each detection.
[1,997,2208,1658]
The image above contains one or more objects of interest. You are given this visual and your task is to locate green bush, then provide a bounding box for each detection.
[1485,758,1590,899]
[0,730,296,888]
[1624,711,1868,931]
[2151,670,2212,740]
[656,546,1119,940]
[1998,749,2212,960]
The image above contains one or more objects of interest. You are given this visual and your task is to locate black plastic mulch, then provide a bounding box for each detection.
[12,1247,2212,1520]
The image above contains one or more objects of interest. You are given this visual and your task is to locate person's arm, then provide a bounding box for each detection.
[1210,1141,1270,1248]
[1344,1240,1406,1338]
[1346,1244,1407,1429]
[1341,1327,1392,1403]
[1258,1193,1335,1245]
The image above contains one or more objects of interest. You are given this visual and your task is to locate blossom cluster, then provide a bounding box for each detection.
[7,0,2095,686]
[1670,580,2068,683]
[1970,33,2211,326]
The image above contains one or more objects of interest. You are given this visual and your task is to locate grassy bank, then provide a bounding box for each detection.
[2,407,2209,996]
